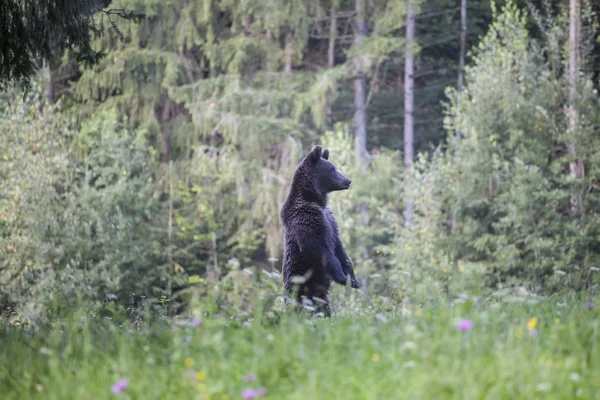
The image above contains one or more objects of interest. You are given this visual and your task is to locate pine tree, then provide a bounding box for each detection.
[0,0,144,91]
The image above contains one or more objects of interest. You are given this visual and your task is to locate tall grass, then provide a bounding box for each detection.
[1,297,598,399]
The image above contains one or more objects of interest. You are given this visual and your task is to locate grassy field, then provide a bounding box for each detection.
[0,298,598,400]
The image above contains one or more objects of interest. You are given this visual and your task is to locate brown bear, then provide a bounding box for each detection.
[280,145,360,316]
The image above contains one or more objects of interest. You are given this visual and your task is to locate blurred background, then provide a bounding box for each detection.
[1,0,600,320]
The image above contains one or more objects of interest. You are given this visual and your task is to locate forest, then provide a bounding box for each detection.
[1,0,600,398]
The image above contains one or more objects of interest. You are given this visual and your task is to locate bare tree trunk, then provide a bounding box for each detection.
[456,0,466,139]
[353,0,370,300]
[284,32,294,74]
[404,2,415,227]
[328,7,337,69]
[327,6,337,125]
[451,0,467,233]
[568,0,584,215]
[353,0,368,166]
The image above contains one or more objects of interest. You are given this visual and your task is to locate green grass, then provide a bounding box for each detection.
[0,299,598,400]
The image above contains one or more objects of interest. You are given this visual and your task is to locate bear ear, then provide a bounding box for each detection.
[322,148,329,160]
[309,145,322,163]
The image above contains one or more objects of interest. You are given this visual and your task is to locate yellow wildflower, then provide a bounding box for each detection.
[415,309,423,317]
[527,317,538,331]
[443,268,447,273]
[196,372,207,382]
[371,353,380,362]
[407,246,411,251]
[450,261,454,265]
[458,265,465,272]
[554,318,560,325]
[184,357,194,368]
[221,396,230,400]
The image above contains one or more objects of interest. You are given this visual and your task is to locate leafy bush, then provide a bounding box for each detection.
[0,83,185,321]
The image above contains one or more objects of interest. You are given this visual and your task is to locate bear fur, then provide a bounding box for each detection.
[280,145,360,316]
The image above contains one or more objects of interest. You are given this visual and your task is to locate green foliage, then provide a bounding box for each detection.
[397,1,600,296]
[0,82,183,319]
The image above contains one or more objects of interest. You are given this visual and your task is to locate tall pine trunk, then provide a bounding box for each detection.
[451,0,467,233]
[353,0,370,299]
[327,6,337,125]
[403,2,415,227]
[568,0,584,215]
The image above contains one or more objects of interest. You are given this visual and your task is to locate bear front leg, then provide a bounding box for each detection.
[322,251,347,285]
[334,242,361,289]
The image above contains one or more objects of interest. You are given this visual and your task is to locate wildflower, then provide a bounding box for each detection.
[415,309,423,317]
[450,261,454,265]
[242,387,267,399]
[458,265,465,272]
[407,245,411,251]
[192,316,202,327]
[529,329,539,337]
[198,383,207,392]
[569,373,581,382]
[527,317,537,331]
[554,318,560,325]
[456,319,473,332]
[536,382,551,392]
[221,396,230,400]
[243,374,257,382]
[443,268,447,273]
[111,379,128,394]
[371,353,380,362]
[586,301,594,310]
[184,358,194,368]
[197,372,207,382]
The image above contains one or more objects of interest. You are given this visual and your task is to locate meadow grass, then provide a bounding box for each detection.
[0,297,598,400]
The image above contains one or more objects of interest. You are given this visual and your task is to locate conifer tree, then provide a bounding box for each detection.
[0,0,144,91]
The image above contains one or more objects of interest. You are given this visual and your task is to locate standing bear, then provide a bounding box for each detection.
[280,145,360,316]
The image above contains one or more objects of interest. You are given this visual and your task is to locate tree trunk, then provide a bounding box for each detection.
[403,2,415,227]
[328,7,337,69]
[451,0,467,233]
[353,0,370,299]
[456,0,466,139]
[568,0,584,215]
[353,0,368,166]
[284,32,294,74]
[327,6,337,125]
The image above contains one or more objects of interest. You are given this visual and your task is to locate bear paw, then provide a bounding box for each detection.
[350,276,361,289]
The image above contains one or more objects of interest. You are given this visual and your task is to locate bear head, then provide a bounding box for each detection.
[290,145,351,206]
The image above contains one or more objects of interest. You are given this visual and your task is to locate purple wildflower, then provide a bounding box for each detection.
[111,379,128,394]
[192,316,202,327]
[529,329,539,337]
[242,387,267,399]
[243,374,257,382]
[456,319,473,332]
[586,301,594,310]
